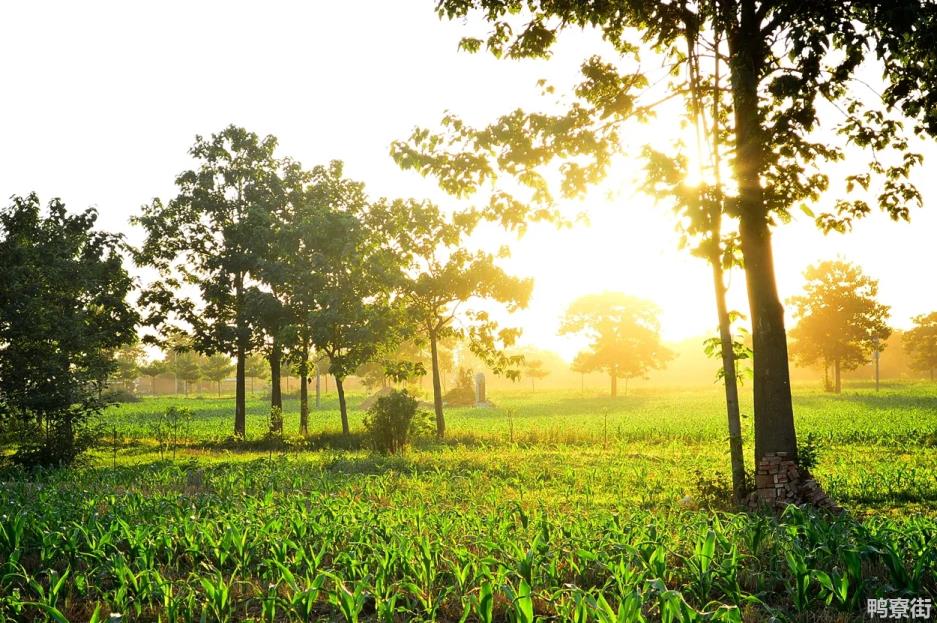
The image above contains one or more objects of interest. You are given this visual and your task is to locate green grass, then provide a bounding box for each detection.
[1,382,936,621]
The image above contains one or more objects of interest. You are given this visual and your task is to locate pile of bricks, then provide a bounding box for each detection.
[748,451,841,512]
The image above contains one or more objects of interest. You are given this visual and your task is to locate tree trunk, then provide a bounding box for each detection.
[834,358,841,394]
[610,372,617,398]
[315,363,321,409]
[269,338,283,427]
[235,345,246,437]
[299,344,309,436]
[336,376,349,435]
[429,328,446,438]
[728,9,797,463]
[711,254,747,501]
[217,380,221,397]
[824,361,831,392]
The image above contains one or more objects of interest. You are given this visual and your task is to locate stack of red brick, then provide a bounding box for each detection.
[748,451,841,512]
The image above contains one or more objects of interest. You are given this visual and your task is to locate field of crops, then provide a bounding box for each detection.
[1,383,936,621]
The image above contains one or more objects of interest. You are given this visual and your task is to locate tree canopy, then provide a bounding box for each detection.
[903,312,937,381]
[789,260,891,393]
[0,194,138,465]
[395,0,930,462]
[560,292,672,397]
[135,125,286,436]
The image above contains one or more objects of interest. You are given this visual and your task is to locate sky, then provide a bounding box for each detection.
[3,0,936,361]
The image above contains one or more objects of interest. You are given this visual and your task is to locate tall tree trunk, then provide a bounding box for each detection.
[269,337,283,429]
[728,8,797,463]
[429,328,446,438]
[235,345,246,437]
[299,344,309,436]
[315,363,321,409]
[610,372,617,398]
[712,254,747,500]
[824,361,831,392]
[834,358,841,394]
[336,376,349,435]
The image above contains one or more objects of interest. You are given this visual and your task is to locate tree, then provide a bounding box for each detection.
[276,163,405,436]
[244,354,270,395]
[396,0,924,463]
[523,358,549,392]
[202,353,234,397]
[135,126,285,436]
[0,194,137,465]
[560,293,672,397]
[902,313,937,381]
[789,260,891,393]
[138,359,166,394]
[170,349,202,397]
[390,201,532,438]
[112,342,145,392]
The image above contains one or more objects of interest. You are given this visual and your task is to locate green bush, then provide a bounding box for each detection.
[102,386,140,404]
[797,432,823,471]
[363,389,430,454]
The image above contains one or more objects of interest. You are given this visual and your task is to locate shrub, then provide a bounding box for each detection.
[797,432,823,471]
[363,389,430,454]
[102,386,141,404]
[443,367,475,406]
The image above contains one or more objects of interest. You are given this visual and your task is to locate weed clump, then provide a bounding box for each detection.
[363,389,431,454]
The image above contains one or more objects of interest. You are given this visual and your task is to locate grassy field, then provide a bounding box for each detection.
[1,383,935,621]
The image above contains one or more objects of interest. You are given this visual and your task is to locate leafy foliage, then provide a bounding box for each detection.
[362,389,431,454]
[0,194,137,465]
[789,260,892,392]
[902,312,937,380]
[560,292,673,396]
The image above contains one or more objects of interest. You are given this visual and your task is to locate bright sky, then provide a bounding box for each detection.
[3,1,936,361]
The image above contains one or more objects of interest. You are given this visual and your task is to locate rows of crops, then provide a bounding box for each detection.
[1,451,935,622]
[2,386,936,621]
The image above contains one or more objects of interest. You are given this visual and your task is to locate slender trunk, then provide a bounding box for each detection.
[728,9,797,462]
[299,344,309,436]
[325,374,329,394]
[235,345,246,437]
[712,254,747,500]
[234,275,247,438]
[430,328,445,438]
[336,376,349,435]
[184,380,189,397]
[824,361,831,392]
[834,358,841,394]
[610,372,617,398]
[270,337,283,421]
[217,380,221,397]
[315,363,321,409]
